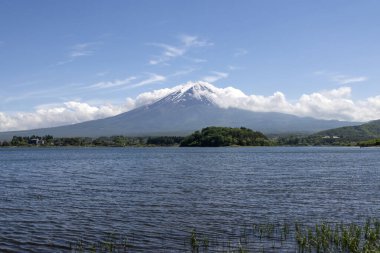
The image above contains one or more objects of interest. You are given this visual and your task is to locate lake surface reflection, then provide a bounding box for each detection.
[0,147,379,252]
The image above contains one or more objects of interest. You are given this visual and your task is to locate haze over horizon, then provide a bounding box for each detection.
[1,1,380,131]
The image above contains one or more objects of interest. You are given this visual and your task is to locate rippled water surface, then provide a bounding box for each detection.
[0,147,379,252]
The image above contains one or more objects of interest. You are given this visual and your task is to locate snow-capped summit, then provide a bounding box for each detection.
[154,81,218,106]
[176,81,218,95]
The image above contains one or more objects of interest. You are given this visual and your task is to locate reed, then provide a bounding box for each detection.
[66,219,380,252]
[184,219,380,252]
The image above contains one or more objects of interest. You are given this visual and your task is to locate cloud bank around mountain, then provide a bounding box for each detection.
[1,81,380,131]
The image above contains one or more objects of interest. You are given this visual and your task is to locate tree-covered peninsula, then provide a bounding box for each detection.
[180,126,270,147]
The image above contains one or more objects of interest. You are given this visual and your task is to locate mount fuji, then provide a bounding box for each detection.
[0,82,359,139]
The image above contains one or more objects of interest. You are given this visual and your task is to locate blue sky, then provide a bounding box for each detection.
[0,1,380,130]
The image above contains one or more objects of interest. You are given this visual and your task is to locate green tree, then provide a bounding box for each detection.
[180,126,270,147]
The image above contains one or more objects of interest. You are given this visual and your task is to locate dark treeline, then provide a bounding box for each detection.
[276,135,362,146]
[2,126,377,148]
[1,135,184,147]
[357,138,380,147]
[146,136,184,146]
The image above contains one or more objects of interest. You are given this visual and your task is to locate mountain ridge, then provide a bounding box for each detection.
[314,119,380,141]
[0,82,361,140]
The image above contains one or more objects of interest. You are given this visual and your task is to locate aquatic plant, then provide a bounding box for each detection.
[65,219,380,252]
[185,219,380,252]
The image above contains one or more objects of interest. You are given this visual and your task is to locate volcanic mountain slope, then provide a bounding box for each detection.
[0,82,360,140]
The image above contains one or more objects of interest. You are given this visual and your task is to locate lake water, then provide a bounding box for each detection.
[0,147,379,252]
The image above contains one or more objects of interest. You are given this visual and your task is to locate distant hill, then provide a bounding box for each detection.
[0,82,359,140]
[315,120,380,141]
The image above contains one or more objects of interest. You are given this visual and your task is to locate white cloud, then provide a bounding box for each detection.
[132,82,380,122]
[192,58,207,63]
[183,56,207,63]
[89,76,137,89]
[332,75,368,85]
[69,43,94,58]
[2,82,380,132]
[57,42,100,65]
[149,43,185,60]
[168,68,195,77]
[202,71,229,83]
[132,81,380,123]
[0,100,135,131]
[88,73,165,90]
[314,71,368,85]
[228,65,242,71]
[148,59,156,65]
[130,73,166,88]
[148,43,184,65]
[180,35,213,47]
[148,34,212,65]
[209,85,380,122]
[134,87,177,107]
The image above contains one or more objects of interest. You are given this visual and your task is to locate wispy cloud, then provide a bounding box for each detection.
[234,48,248,57]
[315,71,369,85]
[96,71,109,77]
[202,71,229,83]
[87,73,166,91]
[180,35,213,47]
[148,43,185,65]
[130,73,166,88]
[58,42,100,65]
[228,65,243,71]
[168,68,196,77]
[148,34,213,65]
[69,42,100,58]
[192,58,207,63]
[183,56,207,63]
[89,76,137,89]
[332,75,368,85]
[1,83,83,104]
[70,43,94,58]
